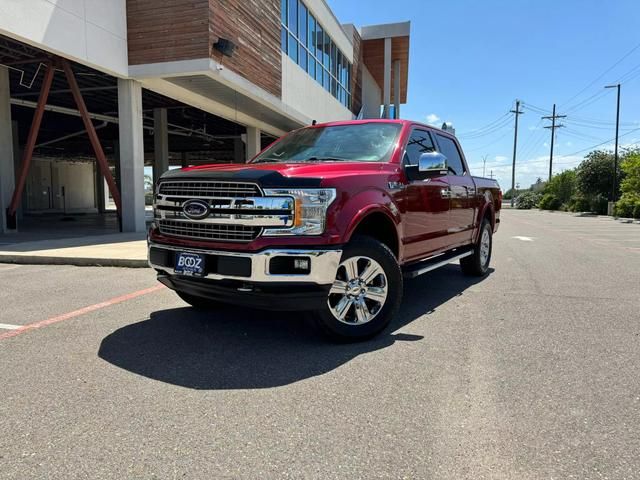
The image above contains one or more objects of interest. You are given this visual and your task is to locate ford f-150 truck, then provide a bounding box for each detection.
[148,119,501,340]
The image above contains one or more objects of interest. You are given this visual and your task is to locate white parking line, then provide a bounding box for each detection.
[0,323,21,330]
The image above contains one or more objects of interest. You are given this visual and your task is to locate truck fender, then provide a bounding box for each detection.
[340,190,402,257]
[474,191,495,243]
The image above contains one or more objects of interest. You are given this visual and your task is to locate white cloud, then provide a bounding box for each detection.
[566,141,573,147]
[426,113,441,126]
[494,155,507,162]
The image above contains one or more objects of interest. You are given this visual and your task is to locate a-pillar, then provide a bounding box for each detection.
[153,108,169,187]
[382,37,392,119]
[0,66,15,233]
[245,126,261,162]
[393,60,401,119]
[117,79,146,232]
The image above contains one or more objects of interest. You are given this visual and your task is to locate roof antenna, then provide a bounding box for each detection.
[312,120,317,126]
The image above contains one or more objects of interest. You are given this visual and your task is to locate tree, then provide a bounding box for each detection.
[544,169,576,205]
[620,151,640,197]
[144,174,154,192]
[575,150,623,201]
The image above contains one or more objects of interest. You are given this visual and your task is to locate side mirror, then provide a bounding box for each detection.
[418,152,448,174]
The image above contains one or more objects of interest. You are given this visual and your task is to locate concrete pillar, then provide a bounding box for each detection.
[12,120,22,221]
[117,79,146,233]
[382,37,392,119]
[245,127,261,162]
[153,108,169,187]
[0,67,15,233]
[393,60,401,119]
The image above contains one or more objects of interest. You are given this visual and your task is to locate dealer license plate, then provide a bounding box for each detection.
[175,252,205,277]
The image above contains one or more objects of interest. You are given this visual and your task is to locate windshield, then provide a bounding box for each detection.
[252,123,402,164]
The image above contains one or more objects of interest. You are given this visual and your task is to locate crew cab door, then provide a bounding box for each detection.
[434,133,476,247]
[397,128,451,261]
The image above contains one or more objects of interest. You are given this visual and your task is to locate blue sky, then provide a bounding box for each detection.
[327,0,640,189]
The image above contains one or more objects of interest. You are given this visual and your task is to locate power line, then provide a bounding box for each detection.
[559,40,640,108]
[456,111,511,137]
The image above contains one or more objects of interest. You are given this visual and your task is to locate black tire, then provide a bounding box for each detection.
[313,236,403,342]
[176,291,223,310]
[460,218,493,276]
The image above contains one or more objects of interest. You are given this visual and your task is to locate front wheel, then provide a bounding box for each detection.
[313,236,403,342]
[460,218,493,276]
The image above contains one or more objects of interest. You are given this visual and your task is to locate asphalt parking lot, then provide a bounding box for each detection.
[1,209,639,479]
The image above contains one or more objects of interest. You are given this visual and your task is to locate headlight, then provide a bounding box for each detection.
[263,188,336,236]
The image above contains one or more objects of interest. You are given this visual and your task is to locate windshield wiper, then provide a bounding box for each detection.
[304,156,350,162]
[252,158,282,164]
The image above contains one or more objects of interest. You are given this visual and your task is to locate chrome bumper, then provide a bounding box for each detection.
[148,243,342,285]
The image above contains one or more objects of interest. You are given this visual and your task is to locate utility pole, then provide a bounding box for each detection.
[482,155,488,177]
[605,84,621,201]
[542,104,566,181]
[510,100,524,207]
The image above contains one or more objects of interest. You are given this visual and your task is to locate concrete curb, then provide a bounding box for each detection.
[0,255,149,268]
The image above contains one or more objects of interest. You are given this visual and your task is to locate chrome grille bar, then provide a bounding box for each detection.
[158,181,261,198]
[158,220,261,242]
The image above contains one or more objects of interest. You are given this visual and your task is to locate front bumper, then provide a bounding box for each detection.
[148,243,342,310]
[148,242,342,284]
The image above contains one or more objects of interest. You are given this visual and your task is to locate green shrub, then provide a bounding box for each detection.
[589,194,609,215]
[515,191,541,209]
[538,193,561,210]
[570,195,590,212]
[614,196,638,218]
[633,203,640,219]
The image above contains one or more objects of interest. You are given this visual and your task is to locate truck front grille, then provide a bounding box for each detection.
[157,220,261,242]
[158,181,261,198]
[154,180,292,243]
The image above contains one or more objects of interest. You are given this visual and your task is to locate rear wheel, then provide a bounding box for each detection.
[314,236,402,341]
[460,218,493,276]
[176,291,223,310]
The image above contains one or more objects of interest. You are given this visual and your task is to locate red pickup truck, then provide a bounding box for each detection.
[148,120,501,340]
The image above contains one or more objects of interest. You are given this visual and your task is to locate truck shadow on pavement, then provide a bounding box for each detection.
[98,265,492,390]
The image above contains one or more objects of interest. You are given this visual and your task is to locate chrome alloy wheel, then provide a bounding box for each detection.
[327,256,388,325]
[479,228,491,267]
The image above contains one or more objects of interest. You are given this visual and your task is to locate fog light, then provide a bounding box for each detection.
[294,258,310,270]
[269,256,311,275]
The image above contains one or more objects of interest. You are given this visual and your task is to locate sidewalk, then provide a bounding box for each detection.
[0,233,148,268]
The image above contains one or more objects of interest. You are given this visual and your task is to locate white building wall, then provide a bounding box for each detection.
[361,64,382,119]
[0,0,128,77]
[281,53,353,124]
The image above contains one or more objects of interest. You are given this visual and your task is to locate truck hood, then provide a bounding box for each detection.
[160,162,395,188]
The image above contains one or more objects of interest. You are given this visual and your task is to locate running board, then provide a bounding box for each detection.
[402,248,474,279]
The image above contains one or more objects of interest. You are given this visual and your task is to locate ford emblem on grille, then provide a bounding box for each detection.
[182,199,210,220]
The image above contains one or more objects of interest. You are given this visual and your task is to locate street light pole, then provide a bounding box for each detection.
[605,84,621,201]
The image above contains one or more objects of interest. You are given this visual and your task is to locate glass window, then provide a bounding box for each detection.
[307,14,315,51]
[308,52,315,77]
[315,25,323,59]
[281,0,287,25]
[404,130,436,166]
[281,26,287,53]
[288,0,297,36]
[331,77,337,96]
[299,43,307,70]
[298,2,307,42]
[323,70,330,91]
[288,33,298,62]
[315,60,323,84]
[322,32,330,69]
[252,123,403,164]
[331,42,338,77]
[435,134,466,175]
